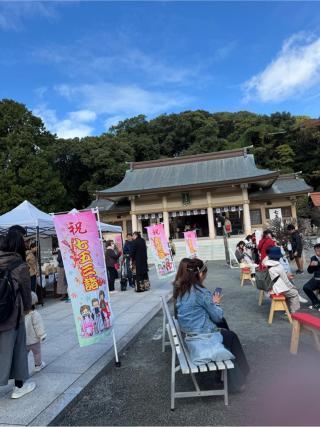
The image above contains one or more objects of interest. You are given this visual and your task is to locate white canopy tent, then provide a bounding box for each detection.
[0,201,122,301]
[0,201,122,235]
[0,200,55,236]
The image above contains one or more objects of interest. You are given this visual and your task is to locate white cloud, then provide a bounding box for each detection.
[32,42,202,85]
[0,2,57,31]
[33,105,96,139]
[69,110,97,122]
[243,33,320,102]
[54,83,190,116]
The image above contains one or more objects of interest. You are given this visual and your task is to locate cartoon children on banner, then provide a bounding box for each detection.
[146,223,175,278]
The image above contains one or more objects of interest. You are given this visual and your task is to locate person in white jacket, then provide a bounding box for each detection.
[263,246,300,313]
[25,292,46,372]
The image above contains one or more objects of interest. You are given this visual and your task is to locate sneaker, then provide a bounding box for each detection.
[308,303,320,310]
[64,298,71,303]
[109,290,118,294]
[296,270,304,275]
[34,361,46,372]
[298,294,308,304]
[11,381,36,399]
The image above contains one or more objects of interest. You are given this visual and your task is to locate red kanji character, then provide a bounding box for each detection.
[68,221,87,235]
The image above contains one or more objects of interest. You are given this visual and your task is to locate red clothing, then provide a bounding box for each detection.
[258,238,276,269]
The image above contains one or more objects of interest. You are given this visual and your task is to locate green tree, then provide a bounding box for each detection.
[0,100,67,214]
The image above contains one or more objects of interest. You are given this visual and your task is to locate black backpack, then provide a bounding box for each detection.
[0,259,23,324]
[255,269,280,292]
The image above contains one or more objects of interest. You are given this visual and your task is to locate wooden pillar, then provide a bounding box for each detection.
[162,196,170,239]
[130,197,138,232]
[291,197,297,222]
[122,219,127,236]
[206,191,215,239]
[241,184,252,235]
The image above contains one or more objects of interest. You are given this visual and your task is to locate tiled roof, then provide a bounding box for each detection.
[250,175,312,199]
[310,192,320,207]
[100,149,278,196]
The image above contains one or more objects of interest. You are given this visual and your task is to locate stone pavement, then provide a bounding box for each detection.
[0,267,173,426]
[57,261,320,426]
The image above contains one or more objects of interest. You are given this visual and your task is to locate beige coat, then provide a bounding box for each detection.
[26,250,38,277]
[25,310,46,345]
[263,259,293,294]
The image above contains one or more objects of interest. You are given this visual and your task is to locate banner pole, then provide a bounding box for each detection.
[94,208,121,367]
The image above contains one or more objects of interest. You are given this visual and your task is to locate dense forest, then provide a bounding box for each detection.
[0,99,319,214]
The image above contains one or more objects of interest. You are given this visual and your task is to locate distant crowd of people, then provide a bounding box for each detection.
[105,231,150,293]
[234,224,320,313]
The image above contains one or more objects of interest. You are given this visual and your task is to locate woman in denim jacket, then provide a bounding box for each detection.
[174,258,249,393]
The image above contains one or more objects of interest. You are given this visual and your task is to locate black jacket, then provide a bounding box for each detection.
[307,256,320,279]
[123,240,134,257]
[291,231,303,254]
[0,251,32,332]
[131,236,148,275]
[105,248,120,268]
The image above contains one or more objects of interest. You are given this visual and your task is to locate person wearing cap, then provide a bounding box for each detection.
[263,246,300,313]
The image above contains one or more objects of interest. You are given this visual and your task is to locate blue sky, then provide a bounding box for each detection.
[1,1,320,138]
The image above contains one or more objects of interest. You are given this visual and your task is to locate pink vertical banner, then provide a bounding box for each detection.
[184,230,199,258]
[146,223,175,278]
[53,211,113,347]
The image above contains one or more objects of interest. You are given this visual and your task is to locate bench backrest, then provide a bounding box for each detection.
[162,296,234,374]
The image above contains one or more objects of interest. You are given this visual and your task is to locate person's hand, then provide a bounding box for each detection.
[287,273,294,280]
[293,252,298,257]
[213,293,223,305]
[310,261,319,266]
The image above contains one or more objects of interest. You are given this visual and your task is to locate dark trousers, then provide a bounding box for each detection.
[30,275,36,293]
[215,318,249,391]
[303,278,320,305]
[219,323,250,392]
[107,267,118,291]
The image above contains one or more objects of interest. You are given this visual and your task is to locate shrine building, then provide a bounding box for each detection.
[90,147,312,260]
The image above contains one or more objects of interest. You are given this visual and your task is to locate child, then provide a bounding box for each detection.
[25,292,47,371]
[99,290,111,328]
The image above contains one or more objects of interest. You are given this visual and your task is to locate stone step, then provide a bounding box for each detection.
[147,237,242,262]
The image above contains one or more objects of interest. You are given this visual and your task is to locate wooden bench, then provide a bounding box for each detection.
[268,293,292,324]
[290,312,320,354]
[161,296,234,410]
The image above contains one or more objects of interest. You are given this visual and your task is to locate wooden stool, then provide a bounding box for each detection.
[240,267,255,287]
[290,312,320,354]
[268,294,292,324]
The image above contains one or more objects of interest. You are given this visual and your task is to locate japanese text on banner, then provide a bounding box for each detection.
[146,223,175,278]
[54,211,113,347]
[184,230,199,259]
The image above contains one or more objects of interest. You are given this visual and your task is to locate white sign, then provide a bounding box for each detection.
[269,208,282,220]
